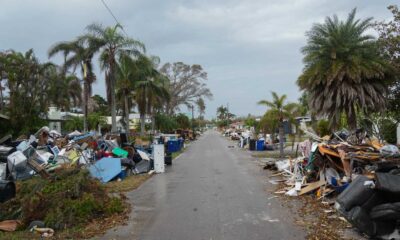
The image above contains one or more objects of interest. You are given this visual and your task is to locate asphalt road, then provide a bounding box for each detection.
[99,130,306,240]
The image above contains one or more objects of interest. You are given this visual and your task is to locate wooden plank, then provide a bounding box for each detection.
[299,180,326,196]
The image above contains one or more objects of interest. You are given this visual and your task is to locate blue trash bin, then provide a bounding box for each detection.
[256,140,265,151]
[168,140,178,153]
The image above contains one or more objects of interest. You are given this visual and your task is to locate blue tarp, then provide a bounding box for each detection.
[89,157,121,183]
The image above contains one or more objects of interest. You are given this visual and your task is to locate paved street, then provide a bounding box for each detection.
[99,131,306,240]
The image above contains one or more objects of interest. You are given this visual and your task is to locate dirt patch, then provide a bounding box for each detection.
[106,174,152,193]
[268,180,361,240]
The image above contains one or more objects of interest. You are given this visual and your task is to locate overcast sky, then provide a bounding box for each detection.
[0,0,397,118]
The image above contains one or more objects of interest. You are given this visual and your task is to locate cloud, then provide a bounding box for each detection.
[0,0,396,118]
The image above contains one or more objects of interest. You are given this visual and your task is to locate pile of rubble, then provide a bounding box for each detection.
[0,127,158,203]
[265,127,400,239]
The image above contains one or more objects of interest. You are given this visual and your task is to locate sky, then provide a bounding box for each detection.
[0,0,397,119]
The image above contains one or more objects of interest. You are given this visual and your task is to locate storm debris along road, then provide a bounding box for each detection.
[100,131,305,240]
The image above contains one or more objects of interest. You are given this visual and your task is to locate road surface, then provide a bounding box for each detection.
[99,131,306,240]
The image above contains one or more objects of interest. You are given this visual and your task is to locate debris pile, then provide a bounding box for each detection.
[265,127,400,239]
[0,127,155,186]
[0,126,166,237]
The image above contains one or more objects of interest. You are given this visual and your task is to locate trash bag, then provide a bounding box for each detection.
[0,180,16,203]
[370,202,400,221]
[380,145,400,158]
[347,206,376,236]
[347,206,396,237]
[120,158,135,168]
[336,176,375,211]
[375,173,400,195]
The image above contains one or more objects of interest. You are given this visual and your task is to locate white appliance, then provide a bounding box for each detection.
[153,144,165,173]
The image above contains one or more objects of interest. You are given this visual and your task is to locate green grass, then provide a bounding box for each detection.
[172,150,183,159]
[106,174,152,193]
[251,150,298,159]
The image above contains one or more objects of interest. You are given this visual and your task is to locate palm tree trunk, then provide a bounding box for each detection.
[124,93,130,133]
[348,105,357,131]
[110,67,117,133]
[0,81,3,111]
[279,123,284,157]
[311,112,317,132]
[83,81,88,132]
[151,114,156,134]
[140,113,145,136]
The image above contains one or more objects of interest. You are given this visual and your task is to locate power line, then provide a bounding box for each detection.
[100,0,129,36]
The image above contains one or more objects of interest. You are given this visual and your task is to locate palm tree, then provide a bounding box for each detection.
[3,49,56,134]
[196,98,206,128]
[83,23,145,133]
[297,9,391,130]
[48,73,82,111]
[196,98,206,119]
[258,92,297,157]
[116,55,136,133]
[133,55,169,135]
[48,39,96,131]
[216,106,228,121]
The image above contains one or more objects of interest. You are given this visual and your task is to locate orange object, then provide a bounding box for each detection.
[318,144,340,158]
[0,220,21,232]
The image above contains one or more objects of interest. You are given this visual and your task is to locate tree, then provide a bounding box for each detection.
[2,49,54,134]
[216,105,228,121]
[174,113,191,129]
[375,5,400,122]
[159,62,212,114]
[258,92,297,157]
[196,98,206,119]
[84,23,145,132]
[258,110,279,139]
[91,95,109,115]
[155,113,178,133]
[48,38,97,132]
[298,9,391,130]
[48,73,82,111]
[133,55,169,135]
[116,55,136,133]
[244,116,257,128]
[196,98,206,128]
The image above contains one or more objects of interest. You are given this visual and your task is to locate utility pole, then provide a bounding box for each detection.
[191,105,195,138]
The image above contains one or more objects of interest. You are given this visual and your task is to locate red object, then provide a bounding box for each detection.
[104,151,113,157]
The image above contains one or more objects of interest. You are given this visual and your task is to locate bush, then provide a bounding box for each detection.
[0,169,125,230]
[317,119,330,136]
[380,119,397,144]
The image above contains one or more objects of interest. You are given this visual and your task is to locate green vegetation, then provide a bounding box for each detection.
[298,9,392,130]
[0,169,125,232]
[258,92,299,157]
[0,23,212,137]
[216,105,235,128]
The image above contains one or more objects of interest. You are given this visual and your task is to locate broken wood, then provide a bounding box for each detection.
[299,180,326,196]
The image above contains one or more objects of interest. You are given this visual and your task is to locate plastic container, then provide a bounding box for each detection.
[7,151,27,170]
[112,147,128,158]
[249,139,256,151]
[167,140,179,153]
[256,140,265,151]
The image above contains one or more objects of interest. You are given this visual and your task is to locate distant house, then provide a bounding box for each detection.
[47,107,152,133]
[230,121,245,130]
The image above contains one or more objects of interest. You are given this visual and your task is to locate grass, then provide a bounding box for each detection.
[251,150,298,159]
[172,150,183,159]
[106,174,152,193]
